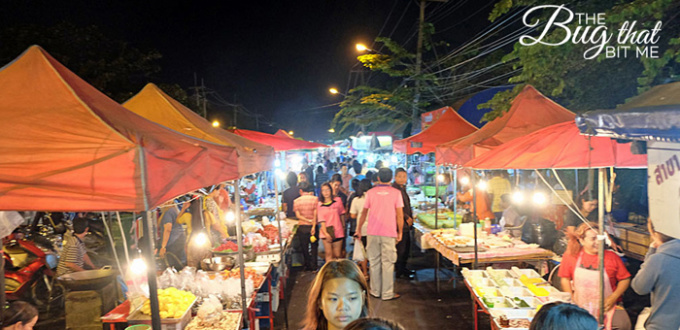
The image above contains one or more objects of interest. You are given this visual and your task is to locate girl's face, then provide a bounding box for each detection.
[322,186,332,199]
[320,278,364,330]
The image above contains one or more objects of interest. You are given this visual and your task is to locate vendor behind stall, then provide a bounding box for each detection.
[559,222,631,330]
[56,217,96,276]
[158,201,187,270]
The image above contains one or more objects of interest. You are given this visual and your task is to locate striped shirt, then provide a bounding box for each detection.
[293,194,318,225]
[56,232,86,276]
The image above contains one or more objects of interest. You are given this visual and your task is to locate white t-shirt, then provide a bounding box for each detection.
[350,196,368,236]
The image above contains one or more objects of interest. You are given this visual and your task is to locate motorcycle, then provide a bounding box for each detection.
[4,226,62,307]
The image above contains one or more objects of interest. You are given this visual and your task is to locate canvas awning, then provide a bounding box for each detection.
[231,129,327,151]
[393,107,478,155]
[436,85,575,166]
[124,83,274,176]
[0,46,239,212]
[465,121,647,169]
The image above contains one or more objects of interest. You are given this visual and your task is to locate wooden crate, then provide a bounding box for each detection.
[614,223,650,260]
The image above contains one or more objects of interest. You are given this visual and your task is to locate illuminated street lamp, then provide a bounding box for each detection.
[356,43,369,52]
[328,128,335,133]
[288,130,294,135]
[212,120,220,128]
[329,87,339,94]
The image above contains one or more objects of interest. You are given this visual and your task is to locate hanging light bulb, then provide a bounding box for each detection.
[391,155,398,164]
[459,176,470,186]
[194,232,209,246]
[512,191,524,204]
[437,174,445,182]
[533,192,547,205]
[130,258,147,275]
[224,211,235,224]
[274,159,281,168]
[477,181,488,191]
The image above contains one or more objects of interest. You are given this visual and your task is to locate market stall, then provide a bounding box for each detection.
[0,45,247,329]
[464,119,647,325]
[462,267,571,330]
[125,83,300,329]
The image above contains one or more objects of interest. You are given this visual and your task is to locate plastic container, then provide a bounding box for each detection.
[500,287,533,297]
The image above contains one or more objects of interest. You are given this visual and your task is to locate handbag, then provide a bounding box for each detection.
[325,225,336,241]
[353,237,366,261]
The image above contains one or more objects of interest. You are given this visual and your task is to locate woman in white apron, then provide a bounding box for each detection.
[558,222,632,330]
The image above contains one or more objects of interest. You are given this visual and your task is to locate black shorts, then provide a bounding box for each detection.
[332,237,344,243]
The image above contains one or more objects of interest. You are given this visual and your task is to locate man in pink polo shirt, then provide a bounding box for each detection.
[356,168,404,300]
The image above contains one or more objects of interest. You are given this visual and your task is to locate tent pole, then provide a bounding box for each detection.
[100,212,124,278]
[273,170,289,328]
[597,168,606,325]
[233,180,249,328]
[472,170,479,269]
[435,164,440,293]
[435,164,440,230]
[451,167,457,230]
[137,145,161,330]
[116,212,131,267]
[142,211,162,330]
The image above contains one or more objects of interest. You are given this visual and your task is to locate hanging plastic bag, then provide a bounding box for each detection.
[353,238,366,261]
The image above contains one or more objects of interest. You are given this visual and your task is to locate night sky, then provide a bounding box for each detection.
[1,0,491,140]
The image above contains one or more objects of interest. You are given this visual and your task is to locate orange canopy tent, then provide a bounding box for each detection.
[124,83,274,176]
[231,129,327,151]
[0,46,240,212]
[464,121,647,169]
[392,106,478,154]
[435,85,575,165]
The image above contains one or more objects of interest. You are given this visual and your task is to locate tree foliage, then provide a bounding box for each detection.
[481,0,680,121]
[0,22,190,104]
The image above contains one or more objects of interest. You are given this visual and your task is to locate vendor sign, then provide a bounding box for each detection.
[648,141,680,239]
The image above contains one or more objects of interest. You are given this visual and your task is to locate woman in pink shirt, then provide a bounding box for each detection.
[317,182,346,262]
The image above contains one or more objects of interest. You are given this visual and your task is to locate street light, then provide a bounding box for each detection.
[288,130,294,135]
[328,128,335,133]
[356,43,369,52]
[212,120,220,128]
[329,87,339,94]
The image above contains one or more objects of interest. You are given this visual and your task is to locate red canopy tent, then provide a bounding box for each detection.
[0,46,240,212]
[124,83,274,176]
[464,121,647,169]
[435,85,575,165]
[393,106,478,154]
[231,129,327,151]
[274,129,294,138]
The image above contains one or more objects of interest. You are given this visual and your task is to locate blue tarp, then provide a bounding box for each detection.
[457,85,514,128]
[576,105,680,142]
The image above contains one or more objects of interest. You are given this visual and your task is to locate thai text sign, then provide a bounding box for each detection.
[648,141,680,239]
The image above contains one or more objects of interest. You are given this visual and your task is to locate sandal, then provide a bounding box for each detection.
[382,293,401,301]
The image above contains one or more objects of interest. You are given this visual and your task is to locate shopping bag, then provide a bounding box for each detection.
[353,237,366,261]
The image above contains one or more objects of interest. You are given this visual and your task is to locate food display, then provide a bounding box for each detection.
[463,266,570,330]
[214,241,239,253]
[430,229,475,247]
[185,296,241,330]
[221,267,265,288]
[139,288,196,319]
[417,211,462,229]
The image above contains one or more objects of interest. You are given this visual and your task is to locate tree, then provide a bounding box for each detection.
[0,22,190,104]
[332,23,516,137]
[481,0,680,120]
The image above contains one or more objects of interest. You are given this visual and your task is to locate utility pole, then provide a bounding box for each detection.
[201,79,207,118]
[232,94,238,128]
[194,72,200,109]
[411,0,447,135]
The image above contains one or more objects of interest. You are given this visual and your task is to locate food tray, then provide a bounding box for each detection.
[185,310,242,330]
[127,297,197,330]
[487,268,513,278]
[469,278,498,288]
[500,287,533,297]
[511,296,541,309]
[452,246,488,253]
[461,268,488,280]
[497,279,524,287]
[474,286,502,298]
[511,267,541,279]
[482,296,514,309]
